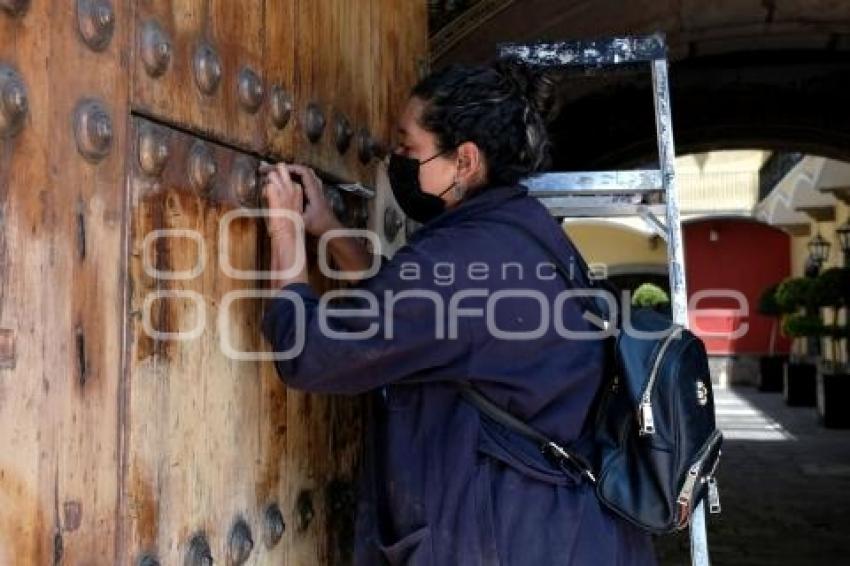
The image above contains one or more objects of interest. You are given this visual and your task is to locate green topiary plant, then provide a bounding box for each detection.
[777,276,822,359]
[782,314,827,339]
[632,283,670,310]
[775,277,816,313]
[811,267,850,308]
[758,283,783,316]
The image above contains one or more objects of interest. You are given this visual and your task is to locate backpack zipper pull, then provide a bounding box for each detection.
[639,400,655,435]
[708,477,721,514]
[676,466,700,526]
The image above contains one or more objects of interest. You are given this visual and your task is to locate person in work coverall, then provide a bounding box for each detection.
[259,62,657,566]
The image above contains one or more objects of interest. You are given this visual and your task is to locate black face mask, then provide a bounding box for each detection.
[388,152,456,224]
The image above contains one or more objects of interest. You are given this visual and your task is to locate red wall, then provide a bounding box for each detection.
[684,219,792,355]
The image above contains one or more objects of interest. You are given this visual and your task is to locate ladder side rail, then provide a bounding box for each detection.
[651,58,688,327]
[650,56,712,566]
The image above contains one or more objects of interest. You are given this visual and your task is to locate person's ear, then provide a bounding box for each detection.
[455,141,484,187]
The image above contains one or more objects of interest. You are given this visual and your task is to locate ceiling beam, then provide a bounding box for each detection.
[795,205,836,223]
[819,186,850,205]
[774,223,812,237]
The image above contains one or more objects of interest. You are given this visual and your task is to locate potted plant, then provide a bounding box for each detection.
[776,277,821,406]
[757,283,788,392]
[632,283,670,313]
[812,267,850,428]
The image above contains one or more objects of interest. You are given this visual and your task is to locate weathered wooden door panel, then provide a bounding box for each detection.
[291,0,374,183]
[262,0,297,162]
[1,0,129,564]
[371,0,429,150]
[124,117,250,564]
[133,0,387,184]
[1,3,55,562]
[132,0,267,154]
[2,2,426,564]
[123,116,365,565]
[125,116,273,565]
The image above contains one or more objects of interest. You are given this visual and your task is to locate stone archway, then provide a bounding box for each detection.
[431,0,850,168]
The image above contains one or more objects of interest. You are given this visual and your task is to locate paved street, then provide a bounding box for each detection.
[655,386,850,566]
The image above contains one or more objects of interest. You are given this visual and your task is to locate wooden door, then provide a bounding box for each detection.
[121,112,371,565]
[132,0,267,153]
[0,1,427,564]
[1,1,129,563]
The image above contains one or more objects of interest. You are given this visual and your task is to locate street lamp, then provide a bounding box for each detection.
[807,233,832,268]
[836,219,850,267]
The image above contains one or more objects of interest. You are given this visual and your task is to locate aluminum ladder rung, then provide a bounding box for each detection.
[499,33,666,67]
[524,170,663,197]
[545,203,666,218]
[537,194,643,206]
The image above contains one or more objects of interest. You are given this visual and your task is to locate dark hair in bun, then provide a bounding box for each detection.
[411,62,556,188]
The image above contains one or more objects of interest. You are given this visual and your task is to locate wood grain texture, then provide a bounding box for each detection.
[123,117,266,564]
[132,0,266,153]
[371,0,429,150]
[1,2,427,564]
[292,0,378,184]
[262,0,297,162]
[121,117,366,565]
[1,0,128,563]
[0,1,54,562]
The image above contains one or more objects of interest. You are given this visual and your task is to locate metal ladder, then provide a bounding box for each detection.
[501,34,711,566]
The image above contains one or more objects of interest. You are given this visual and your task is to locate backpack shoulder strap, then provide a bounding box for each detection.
[457,382,597,483]
[455,216,610,483]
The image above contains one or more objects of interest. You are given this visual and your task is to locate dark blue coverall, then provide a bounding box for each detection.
[262,184,657,565]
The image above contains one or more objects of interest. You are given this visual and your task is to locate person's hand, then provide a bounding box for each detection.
[288,164,342,237]
[259,162,304,240]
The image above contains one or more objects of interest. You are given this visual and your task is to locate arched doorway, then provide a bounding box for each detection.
[431,0,850,166]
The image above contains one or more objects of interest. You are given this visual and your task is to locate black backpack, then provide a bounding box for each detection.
[459,220,722,534]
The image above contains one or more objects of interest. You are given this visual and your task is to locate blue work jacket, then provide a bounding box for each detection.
[262,184,657,566]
